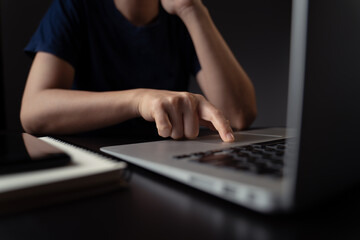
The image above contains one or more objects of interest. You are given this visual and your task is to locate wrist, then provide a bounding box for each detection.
[132,88,147,118]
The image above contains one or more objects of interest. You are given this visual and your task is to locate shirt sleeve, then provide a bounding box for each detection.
[24,0,84,68]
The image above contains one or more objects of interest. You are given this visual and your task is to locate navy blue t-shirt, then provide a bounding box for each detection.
[24,0,202,135]
[25,0,201,92]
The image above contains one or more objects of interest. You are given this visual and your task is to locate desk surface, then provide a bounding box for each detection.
[1,132,359,240]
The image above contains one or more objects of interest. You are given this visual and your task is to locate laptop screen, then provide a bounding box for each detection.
[286,0,360,208]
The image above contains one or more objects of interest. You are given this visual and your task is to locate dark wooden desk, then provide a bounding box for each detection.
[0,132,359,240]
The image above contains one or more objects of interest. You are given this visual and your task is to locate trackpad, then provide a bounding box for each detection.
[196,132,282,146]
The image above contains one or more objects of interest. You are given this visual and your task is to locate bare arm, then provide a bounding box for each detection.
[21,52,234,142]
[21,52,140,135]
[161,0,257,129]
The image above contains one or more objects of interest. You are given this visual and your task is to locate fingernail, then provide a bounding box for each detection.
[226,132,235,142]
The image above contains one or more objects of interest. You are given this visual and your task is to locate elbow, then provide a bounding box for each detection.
[230,105,257,130]
[20,106,49,135]
[20,109,38,135]
[231,87,258,130]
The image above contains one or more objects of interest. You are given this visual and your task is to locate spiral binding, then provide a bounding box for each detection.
[46,136,132,182]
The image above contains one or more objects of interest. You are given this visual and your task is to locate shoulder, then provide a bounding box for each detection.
[46,0,97,20]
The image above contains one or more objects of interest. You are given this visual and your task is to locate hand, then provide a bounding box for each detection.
[137,89,235,142]
[160,0,203,17]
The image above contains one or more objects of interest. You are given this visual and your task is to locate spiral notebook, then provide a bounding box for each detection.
[0,137,127,214]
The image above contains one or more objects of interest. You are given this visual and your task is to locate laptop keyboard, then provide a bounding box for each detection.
[174,139,295,178]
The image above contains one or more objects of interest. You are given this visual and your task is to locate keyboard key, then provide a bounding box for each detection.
[174,139,292,178]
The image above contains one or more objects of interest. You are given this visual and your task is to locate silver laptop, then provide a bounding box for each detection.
[101,0,360,213]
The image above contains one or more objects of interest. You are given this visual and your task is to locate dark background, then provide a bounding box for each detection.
[0,0,291,132]
[0,0,6,130]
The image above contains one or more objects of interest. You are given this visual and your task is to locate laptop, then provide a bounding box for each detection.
[101,0,360,213]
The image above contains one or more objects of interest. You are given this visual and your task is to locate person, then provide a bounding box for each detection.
[20,0,257,142]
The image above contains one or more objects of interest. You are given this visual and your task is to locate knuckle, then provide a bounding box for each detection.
[153,98,165,110]
[195,93,205,101]
[181,92,197,110]
[167,96,180,106]
[180,91,192,99]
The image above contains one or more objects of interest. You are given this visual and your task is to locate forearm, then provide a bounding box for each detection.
[21,88,141,135]
[179,3,257,129]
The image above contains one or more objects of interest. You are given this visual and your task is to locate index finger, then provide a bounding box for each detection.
[198,100,234,142]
